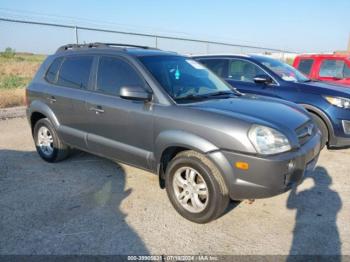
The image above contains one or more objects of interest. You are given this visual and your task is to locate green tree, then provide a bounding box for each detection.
[1,47,16,58]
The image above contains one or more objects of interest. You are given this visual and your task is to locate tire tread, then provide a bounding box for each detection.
[33,118,70,162]
[169,150,230,222]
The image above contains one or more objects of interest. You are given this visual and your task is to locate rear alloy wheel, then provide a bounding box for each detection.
[37,126,54,157]
[165,150,229,223]
[33,118,70,162]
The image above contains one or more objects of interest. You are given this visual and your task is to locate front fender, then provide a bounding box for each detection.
[154,130,218,164]
[155,130,236,194]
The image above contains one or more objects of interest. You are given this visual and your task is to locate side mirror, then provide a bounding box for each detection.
[254,75,273,85]
[119,86,152,101]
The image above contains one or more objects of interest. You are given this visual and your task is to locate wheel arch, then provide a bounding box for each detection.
[155,130,219,188]
[28,100,60,133]
[300,103,334,142]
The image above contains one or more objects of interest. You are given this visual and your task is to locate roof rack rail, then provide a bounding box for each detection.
[93,42,159,50]
[56,42,158,53]
[55,43,99,53]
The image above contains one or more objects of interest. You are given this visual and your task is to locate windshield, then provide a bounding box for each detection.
[255,56,310,83]
[139,55,237,102]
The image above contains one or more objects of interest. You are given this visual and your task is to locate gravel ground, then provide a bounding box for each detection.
[0,117,349,256]
[0,106,26,120]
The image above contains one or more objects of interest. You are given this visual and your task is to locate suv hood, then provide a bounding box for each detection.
[186,95,310,131]
[298,81,350,97]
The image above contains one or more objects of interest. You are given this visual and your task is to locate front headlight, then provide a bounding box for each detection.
[248,125,291,155]
[323,96,350,109]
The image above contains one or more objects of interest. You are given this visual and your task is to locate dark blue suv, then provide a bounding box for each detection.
[193,55,350,149]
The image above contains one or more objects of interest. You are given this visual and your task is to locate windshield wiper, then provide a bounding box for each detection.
[174,94,210,102]
[175,90,242,102]
[231,87,243,95]
[302,79,318,83]
[206,91,240,97]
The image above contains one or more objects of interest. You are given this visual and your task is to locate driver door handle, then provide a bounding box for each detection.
[47,96,56,103]
[89,105,105,114]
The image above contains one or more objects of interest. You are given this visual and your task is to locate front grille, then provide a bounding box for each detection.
[296,121,314,145]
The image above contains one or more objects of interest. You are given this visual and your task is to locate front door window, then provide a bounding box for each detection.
[229,59,266,83]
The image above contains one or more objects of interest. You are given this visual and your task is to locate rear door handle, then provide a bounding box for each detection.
[47,96,56,103]
[89,106,105,114]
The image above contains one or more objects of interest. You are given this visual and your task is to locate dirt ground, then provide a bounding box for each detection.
[0,117,349,256]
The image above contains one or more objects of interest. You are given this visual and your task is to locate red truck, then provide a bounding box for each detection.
[293,54,350,86]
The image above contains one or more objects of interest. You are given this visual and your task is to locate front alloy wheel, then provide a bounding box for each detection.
[173,166,209,213]
[165,150,229,223]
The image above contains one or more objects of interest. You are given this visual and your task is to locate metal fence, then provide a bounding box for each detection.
[0,17,296,60]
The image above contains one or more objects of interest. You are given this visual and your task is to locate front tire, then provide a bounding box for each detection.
[310,113,328,149]
[165,150,229,223]
[33,118,70,162]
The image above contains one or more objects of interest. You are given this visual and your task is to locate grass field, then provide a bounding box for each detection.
[0,52,45,108]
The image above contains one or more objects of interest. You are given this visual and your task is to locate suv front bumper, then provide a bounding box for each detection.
[326,108,350,148]
[208,132,321,200]
[329,119,350,147]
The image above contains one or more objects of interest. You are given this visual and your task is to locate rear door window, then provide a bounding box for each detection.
[319,59,345,78]
[297,59,314,75]
[57,56,93,89]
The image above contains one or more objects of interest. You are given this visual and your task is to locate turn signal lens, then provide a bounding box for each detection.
[235,162,249,170]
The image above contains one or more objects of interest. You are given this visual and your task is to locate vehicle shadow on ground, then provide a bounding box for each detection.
[286,166,342,260]
[223,200,241,216]
[0,149,148,254]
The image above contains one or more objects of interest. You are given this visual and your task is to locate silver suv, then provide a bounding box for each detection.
[26,43,321,223]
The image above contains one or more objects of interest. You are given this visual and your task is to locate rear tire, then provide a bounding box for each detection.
[309,113,328,149]
[165,150,229,223]
[33,118,70,162]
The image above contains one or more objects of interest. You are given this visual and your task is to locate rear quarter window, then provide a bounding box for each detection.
[297,59,314,75]
[56,56,93,89]
[45,57,63,84]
